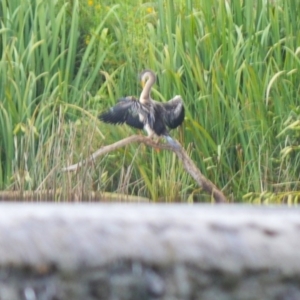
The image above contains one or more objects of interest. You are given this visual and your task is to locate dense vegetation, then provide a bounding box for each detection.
[1,0,300,202]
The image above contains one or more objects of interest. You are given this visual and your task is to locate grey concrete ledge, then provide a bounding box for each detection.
[0,204,299,300]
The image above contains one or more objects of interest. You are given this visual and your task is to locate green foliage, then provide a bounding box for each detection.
[1,0,300,202]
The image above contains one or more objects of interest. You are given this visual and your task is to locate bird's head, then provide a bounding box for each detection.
[139,69,156,88]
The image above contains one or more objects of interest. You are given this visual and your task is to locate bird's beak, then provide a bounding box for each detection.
[141,80,145,88]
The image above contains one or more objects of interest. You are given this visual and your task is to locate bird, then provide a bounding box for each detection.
[98,69,184,147]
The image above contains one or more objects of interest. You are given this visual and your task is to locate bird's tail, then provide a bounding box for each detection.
[164,135,181,149]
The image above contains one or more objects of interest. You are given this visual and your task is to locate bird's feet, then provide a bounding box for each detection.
[147,134,161,151]
[147,133,160,143]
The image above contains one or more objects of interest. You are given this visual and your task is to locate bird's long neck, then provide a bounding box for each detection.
[140,75,155,104]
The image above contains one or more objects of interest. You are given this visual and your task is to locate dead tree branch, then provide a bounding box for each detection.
[62,135,227,203]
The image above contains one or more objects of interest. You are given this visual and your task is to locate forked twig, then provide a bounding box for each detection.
[62,135,227,203]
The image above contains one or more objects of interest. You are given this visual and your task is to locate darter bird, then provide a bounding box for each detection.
[99,69,184,147]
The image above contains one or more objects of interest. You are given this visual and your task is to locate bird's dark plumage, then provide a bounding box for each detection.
[153,96,185,129]
[98,70,185,140]
[99,97,144,129]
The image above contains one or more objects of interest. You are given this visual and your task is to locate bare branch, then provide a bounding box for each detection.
[62,135,227,203]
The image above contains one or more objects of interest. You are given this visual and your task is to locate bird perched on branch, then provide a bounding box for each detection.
[99,69,184,147]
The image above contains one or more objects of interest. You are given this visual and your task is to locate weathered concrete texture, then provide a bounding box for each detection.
[0,204,299,300]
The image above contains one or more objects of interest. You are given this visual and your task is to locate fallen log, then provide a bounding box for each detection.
[0,204,299,300]
[0,190,150,202]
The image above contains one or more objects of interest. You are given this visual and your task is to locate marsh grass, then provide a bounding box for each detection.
[1,0,300,202]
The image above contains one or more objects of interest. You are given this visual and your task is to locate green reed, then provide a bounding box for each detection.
[1,0,300,202]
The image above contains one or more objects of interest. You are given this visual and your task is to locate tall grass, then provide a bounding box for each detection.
[1,0,300,202]
[0,0,111,195]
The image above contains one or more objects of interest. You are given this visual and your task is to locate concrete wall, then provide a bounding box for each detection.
[0,204,299,300]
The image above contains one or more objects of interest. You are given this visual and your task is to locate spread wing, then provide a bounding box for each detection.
[155,95,185,129]
[99,97,144,129]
